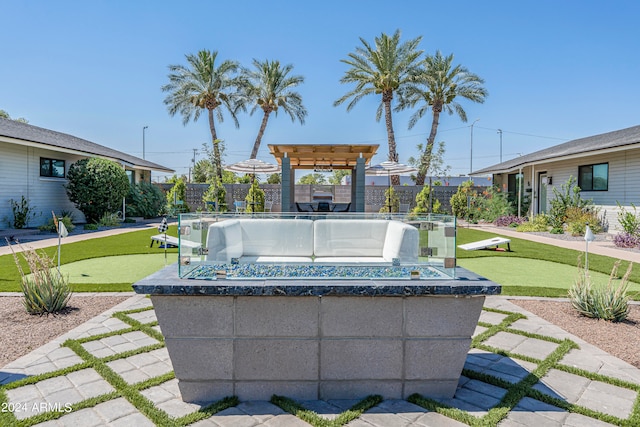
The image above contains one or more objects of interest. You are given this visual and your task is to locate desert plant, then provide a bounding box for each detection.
[475,186,512,222]
[515,214,550,232]
[379,186,400,213]
[565,206,602,236]
[7,241,72,315]
[126,182,165,218]
[245,180,265,213]
[547,176,593,234]
[613,232,640,248]
[494,215,527,227]
[569,259,632,322]
[9,196,39,229]
[616,202,640,235]
[38,215,75,234]
[66,158,130,223]
[97,212,122,227]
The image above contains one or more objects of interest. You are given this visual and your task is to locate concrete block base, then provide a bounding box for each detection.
[151,294,486,402]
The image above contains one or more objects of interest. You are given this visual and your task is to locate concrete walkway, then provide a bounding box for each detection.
[1,294,638,426]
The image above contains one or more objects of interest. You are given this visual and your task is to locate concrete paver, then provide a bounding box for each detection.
[1,295,638,426]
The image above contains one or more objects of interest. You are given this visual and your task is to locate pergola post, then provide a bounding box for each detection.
[354,156,366,212]
[281,156,292,212]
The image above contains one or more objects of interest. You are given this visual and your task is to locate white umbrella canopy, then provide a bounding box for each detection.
[365,161,417,176]
[224,158,281,174]
[365,161,417,213]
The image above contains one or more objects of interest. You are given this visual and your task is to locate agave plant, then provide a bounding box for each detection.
[569,259,632,322]
[7,239,72,315]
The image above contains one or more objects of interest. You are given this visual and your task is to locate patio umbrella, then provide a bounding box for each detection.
[224,159,281,210]
[365,161,417,212]
[225,158,281,175]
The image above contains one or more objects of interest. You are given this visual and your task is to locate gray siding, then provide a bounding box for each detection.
[1,141,85,227]
[494,148,640,233]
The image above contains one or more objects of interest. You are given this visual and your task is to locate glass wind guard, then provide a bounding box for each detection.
[177,212,457,280]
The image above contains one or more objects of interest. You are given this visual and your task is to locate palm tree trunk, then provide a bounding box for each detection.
[250,111,271,159]
[416,108,442,185]
[383,91,400,185]
[208,109,222,180]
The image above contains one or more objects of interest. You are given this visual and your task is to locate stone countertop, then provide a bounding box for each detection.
[132,264,501,297]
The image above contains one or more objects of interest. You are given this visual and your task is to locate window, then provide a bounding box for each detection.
[40,158,65,178]
[578,163,608,191]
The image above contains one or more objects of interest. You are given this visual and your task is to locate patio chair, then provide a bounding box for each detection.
[399,203,410,214]
[333,202,351,213]
[234,200,246,213]
[264,200,273,212]
[296,202,313,213]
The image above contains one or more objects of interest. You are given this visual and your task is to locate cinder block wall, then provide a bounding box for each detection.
[152,294,485,402]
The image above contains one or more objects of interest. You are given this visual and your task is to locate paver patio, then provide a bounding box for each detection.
[1,295,639,426]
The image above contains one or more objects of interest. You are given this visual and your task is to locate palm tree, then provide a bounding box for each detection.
[334,30,423,184]
[240,59,307,159]
[399,51,488,185]
[162,49,240,180]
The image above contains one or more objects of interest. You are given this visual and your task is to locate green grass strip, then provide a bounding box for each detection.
[271,394,383,427]
[14,391,120,427]
[175,396,239,426]
[64,339,180,427]
[407,393,480,425]
[113,311,165,343]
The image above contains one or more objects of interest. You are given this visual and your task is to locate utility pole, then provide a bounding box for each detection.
[470,119,480,175]
[497,129,503,163]
[142,126,148,159]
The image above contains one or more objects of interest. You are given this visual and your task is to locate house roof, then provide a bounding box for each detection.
[472,124,640,175]
[0,117,174,173]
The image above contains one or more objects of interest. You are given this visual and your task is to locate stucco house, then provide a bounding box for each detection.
[0,117,173,227]
[472,124,640,233]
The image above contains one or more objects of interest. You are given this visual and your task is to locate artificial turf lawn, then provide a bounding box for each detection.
[0,227,178,292]
[1,224,638,296]
[456,228,640,284]
[58,253,178,284]
[458,257,640,294]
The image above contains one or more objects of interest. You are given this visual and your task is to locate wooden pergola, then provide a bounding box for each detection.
[267,144,380,212]
[268,144,378,169]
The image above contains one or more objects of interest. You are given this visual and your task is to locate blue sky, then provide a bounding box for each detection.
[3,1,640,181]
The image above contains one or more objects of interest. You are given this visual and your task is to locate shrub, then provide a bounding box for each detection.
[165,176,190,215]
[66,158,130,223]
[246,180,266,213]
[203,176,228,212]
[412,184,443,215]
[475,186,513,222]
[126,182,165,218]
[547,176,593,234]
[8,243,72,315]
[450,181,477,219]
[565,206,602,236]
[616,202,640,235]
[84,223,98,231]
[38,215,75,234]
[515,214,550,232]
[613,232,640,248]
[569,260,632,322]
[494,215,527,227]
[9,196,39,229]
[97,212,121,227]
[379,186,400,213]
